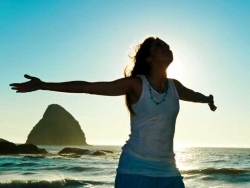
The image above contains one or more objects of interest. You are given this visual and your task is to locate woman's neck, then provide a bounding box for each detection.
[148,69,168,91]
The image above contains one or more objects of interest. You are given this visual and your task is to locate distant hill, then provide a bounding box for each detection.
[26,104,88,146]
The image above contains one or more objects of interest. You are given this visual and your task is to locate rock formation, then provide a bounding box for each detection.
[0,141,18,155]
[17,144,47,154]
[58,147,90,155]
[26,104,88,146]
[0,141,47,155]
[58,147,114,156]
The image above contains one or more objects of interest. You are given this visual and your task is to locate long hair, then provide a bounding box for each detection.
[124,37,156,116]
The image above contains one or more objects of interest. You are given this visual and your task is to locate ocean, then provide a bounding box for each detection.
[0,146,250,188]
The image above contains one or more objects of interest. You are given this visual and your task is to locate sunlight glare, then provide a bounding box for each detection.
[167,60,183,80]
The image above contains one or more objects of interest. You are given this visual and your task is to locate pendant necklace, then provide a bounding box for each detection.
[145,76,169,105]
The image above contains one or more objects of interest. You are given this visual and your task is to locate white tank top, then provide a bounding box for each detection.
[122,75,179,163]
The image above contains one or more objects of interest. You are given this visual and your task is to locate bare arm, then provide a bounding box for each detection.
[172,79,217,111]
[10,74,136,96]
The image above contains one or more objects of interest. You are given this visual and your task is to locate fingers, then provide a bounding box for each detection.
[10,74,40,94]
[10,86,25,90]
[209,103,217,111]
[10,83,27,93]
[11,87,18,90]
[211,107,217,111]
[16,90,29,93]
[9,74,33,86]
[10,84,25,89]
[10,83,21,87]
[210,107,216,111]
[208,95,216,111]
[24,74,34,79]
[11,86,26,92]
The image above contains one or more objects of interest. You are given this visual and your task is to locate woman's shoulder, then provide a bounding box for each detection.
[124,75,143,82]
[124,76,142,87]
[124,76,143,99]
[170,78,183,93]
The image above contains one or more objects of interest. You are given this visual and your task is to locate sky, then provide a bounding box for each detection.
[1,0,250,148]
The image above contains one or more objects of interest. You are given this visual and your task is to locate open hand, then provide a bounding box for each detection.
[10,74,43,93]
[208,95,217,111]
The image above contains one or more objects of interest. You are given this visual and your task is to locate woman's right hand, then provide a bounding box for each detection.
[10,74,43,93]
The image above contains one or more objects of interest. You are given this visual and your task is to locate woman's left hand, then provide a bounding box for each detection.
[208,95,217,111]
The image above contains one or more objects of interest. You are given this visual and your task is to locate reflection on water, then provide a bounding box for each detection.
[0,146,250,188]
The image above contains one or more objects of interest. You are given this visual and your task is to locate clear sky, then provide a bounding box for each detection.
[1,0,250,148]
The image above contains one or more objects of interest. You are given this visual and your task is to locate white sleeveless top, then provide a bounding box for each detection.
[122,75,179,163]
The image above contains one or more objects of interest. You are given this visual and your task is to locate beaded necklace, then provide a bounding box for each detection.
[145,76,169,105]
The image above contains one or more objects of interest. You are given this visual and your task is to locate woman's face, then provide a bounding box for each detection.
[149,38,173,67]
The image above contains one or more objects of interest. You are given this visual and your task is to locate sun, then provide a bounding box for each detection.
[167,61,183,80]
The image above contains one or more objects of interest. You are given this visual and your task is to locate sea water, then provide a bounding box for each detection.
[0,146,250,188]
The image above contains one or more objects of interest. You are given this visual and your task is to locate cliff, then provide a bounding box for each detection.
[26,104,88,146]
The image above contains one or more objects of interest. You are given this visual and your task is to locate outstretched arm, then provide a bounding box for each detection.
[172,79,217,111]
[10,74,137,96]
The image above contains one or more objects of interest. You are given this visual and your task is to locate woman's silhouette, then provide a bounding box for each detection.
[10,37,217,188]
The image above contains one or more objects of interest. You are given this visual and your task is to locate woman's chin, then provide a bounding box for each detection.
[167,57,173,64]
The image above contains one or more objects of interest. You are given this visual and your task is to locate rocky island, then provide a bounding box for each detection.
[26,104,88,146]
[0,139,47,155]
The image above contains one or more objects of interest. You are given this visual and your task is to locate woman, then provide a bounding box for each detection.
[10,37,217,188]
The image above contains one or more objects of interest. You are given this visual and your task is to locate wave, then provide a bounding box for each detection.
[181,168,250,176]
[17,162,37,167]
[66,166,100,172]
[23,155,46,159]
[0,179,106,188]
[21,172,36,175]
[0,162,13,167]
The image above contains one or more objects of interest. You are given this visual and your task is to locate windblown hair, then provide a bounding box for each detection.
[124,37,156,116]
